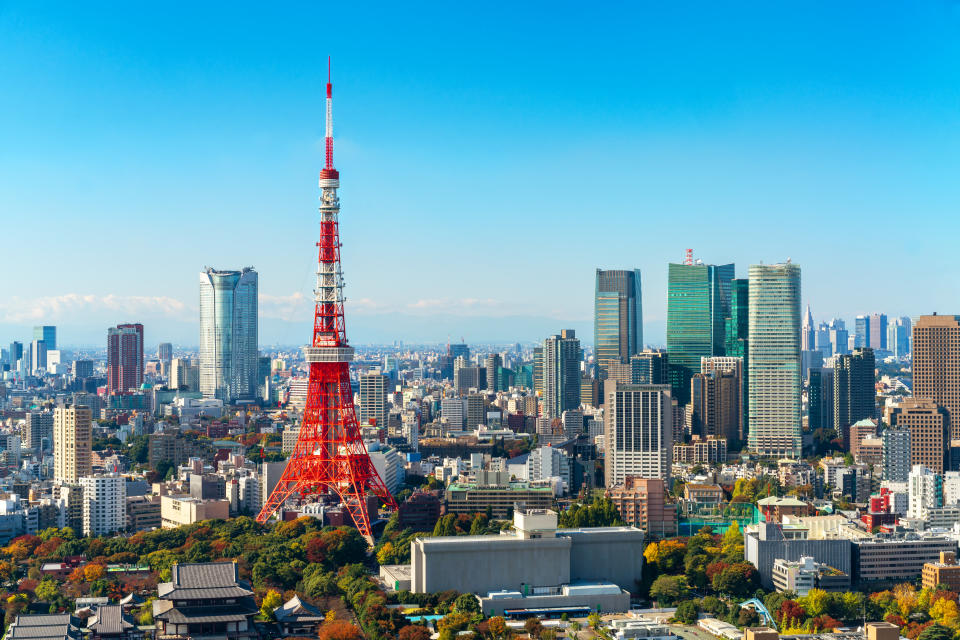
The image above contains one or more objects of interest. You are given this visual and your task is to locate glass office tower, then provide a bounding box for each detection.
[666,262,734,403]
[594,269,643,377]
[199,267,259,403]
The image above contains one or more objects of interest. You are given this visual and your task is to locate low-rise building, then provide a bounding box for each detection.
[126,495,161,531]
[757,496,814,523]
[152,562,257,639]
[4,614,82,640]
[854,534,958,583]
[922,551,960,591]
[683,484,723,504]
[444,481,552,518]
[606,477,677,538]
[273,595,324,637]
[160,495,229,528]
[771,556,850,596]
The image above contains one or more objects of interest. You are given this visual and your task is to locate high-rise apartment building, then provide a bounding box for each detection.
[23,410,54,452]
[883,428,912,483]
[465,394,486,429]
[605,476,677,537]
[33,326,56,351]
[747,262,801,457]
[912,315,960,440]
[833,348,876,433]
[604,382,672,486]
[199,267,258,403]
[542,330,581,419]
[107,323,144,395]
[170,358,199,391]
[890,398,948,474]
[594,269,643,377]
[54,405,93,483]
[666,261,734,403]
[80,474,126,536]
[700,356,744,441]
[359,371,390,428]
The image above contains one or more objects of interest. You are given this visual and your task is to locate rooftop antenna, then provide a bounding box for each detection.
[684,249,693,266]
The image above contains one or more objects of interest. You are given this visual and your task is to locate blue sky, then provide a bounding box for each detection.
[3,2,960,347]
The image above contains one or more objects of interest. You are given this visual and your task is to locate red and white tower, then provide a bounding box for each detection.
[258,60,397,537]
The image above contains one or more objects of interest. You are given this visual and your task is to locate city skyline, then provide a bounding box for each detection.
[4,4,960,346]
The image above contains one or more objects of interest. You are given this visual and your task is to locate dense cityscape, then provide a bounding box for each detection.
[5,6,960,640]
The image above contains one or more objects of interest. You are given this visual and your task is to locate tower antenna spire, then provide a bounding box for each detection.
[324,56,334,171]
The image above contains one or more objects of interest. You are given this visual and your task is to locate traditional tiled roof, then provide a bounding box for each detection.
[157,562,252,600]
[6,614,82,640]
[274,595,325,623]
[156,606,255,624]
[87,605,134,635]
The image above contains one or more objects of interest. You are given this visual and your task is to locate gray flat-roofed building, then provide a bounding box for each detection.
[744,522,852,589]
[853,535,958,583]
[410,509,644,595]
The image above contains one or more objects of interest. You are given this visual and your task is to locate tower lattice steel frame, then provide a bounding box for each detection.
[257,60,397,536]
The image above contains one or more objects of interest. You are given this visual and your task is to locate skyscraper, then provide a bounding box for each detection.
[199,267,258,403]
[486,353,503,392]
[54,404,92,483]
[833,347,876,434]
[158,342,173,367]
[7,342,22,371]
[870,313,888,351]
[829,319,850,356]
[24,410,54,452]
[107,323,144,395]
[801,305,816,351]
[888,317,911,358]
[33,326,56,351]
[747,262,801,457]
[604,382,672,486]
[855,315,869,349]
[542,330,581,419]
[667,261,734,403]
[912,315,960,440]
[29,339,47,375]
[594,269,643,377]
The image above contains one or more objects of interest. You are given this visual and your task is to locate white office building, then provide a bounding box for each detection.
[604,382,672,486]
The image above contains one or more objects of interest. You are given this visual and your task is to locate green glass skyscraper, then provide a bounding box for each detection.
[747,262,801,458]
[666,261,734,403]
[594,269,643,377]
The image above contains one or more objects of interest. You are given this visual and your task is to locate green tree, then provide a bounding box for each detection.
[454,593,479,614]
[676,600,700,624]
[712,563,759,598]
[918,624,955,640]
[649,575,688,605]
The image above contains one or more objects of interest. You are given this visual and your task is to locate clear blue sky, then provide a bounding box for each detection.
[3,2,960,347]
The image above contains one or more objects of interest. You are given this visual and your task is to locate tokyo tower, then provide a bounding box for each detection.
[257,59,397,537]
